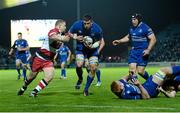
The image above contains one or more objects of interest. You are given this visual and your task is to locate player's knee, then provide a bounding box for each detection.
[44,75,53,83]
[76,62,83,68]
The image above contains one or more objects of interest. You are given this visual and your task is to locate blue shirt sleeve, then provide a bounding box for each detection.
[143,24,154,37]
[69,21,81,33]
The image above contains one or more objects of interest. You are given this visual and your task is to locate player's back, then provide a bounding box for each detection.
[119,79,142,99]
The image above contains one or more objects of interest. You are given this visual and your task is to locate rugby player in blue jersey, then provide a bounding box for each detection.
[69,15,104,96]
[111,66,180,99]
[9,32,29,80]
[84,37,105,86]
[54,42,71,79]
[112,13,156,80]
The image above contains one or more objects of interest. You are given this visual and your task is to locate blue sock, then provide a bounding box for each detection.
[139,71,149,80]
[61,69,65,77]
[22,68,26,79]
[143,71,149,80]
[63,69,66,77]
[84,74,94,91]
[17,68,21,75]
[96,69,101,82]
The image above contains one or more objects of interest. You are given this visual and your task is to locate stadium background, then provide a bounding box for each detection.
[0,0,180,68]
[0,0,180,112]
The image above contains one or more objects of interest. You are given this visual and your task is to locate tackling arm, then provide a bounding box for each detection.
[50,34,70,42]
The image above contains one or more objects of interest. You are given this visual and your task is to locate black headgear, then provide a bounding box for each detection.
[131,13,142,22]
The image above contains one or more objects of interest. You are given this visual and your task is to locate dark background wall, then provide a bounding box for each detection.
[0,0,180,56]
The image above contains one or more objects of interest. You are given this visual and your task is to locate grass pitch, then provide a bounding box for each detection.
[0,67,180,112]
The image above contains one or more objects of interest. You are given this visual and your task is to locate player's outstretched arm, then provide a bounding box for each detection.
[112,34,129,46]
[157,86,176,98]
[51,34,70,42]
[18,46,29,51]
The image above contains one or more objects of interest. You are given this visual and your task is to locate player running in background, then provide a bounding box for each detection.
[17,19,70,97]
[69,15,104,96]
[54,42,71,79]
[111,66,180,99]
[9,32,29,80]
[112,13,156,80]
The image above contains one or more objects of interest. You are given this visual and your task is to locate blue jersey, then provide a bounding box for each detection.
[69,20,103,54]
[129,22,153,49]
[142,76,159,98]
[56,45,70,62]
[12,39,29,56]
[118,79,142,99]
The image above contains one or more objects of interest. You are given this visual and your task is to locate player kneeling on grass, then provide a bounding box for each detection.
[111,66,180,99]
[17,19,70,97]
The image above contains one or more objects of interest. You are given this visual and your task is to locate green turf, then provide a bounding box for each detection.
[0,67,179,112]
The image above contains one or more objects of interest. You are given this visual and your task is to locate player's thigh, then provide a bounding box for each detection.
[129,63,137,73]
[76,54,85,67]
[43,67,55,83]
[28,71,38,80]
[89,56,99,73]
[16,59,22,66]
[60,62,66,68]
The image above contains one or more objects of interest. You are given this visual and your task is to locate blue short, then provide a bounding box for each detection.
[16,54,28,64]
[128,49,149,66]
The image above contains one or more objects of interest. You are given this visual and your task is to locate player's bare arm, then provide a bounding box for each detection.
[112,34,130,46]
[143,33,156,56]
[67,50,71,62]
[51,34,70,42]
[87,40,101,49]
[17,46,29,51]
[68,33,83,41]
[98,38,105,53]
[8,48,14,55]
[133,79,150,99]
[157,86,176,98]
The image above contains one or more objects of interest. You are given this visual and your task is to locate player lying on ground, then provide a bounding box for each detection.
[111,66,180,99]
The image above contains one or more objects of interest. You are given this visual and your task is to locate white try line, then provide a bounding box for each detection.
[20,104,175,110]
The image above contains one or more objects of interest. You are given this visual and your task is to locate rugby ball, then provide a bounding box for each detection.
[84,36,93,46]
